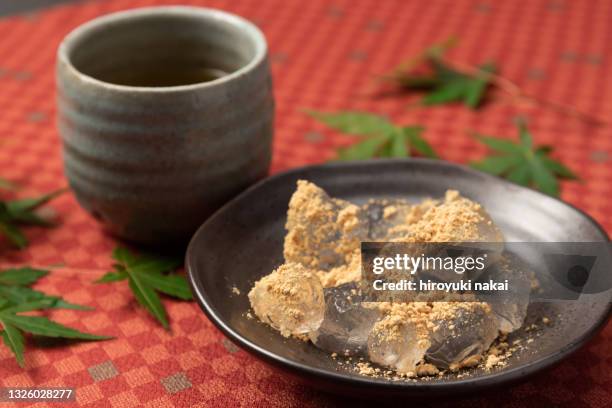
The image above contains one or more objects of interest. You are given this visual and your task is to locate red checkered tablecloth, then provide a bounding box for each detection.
[0,0,611,406]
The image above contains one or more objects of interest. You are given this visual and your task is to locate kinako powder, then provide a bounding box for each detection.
[249,180,529,379]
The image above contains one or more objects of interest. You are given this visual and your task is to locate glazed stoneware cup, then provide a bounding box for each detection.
[56,6,273,245]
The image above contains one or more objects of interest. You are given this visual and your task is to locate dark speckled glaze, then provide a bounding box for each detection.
[186,159,611,398]
[56,6,273,244]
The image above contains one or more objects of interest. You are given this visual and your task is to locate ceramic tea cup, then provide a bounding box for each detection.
[56,6,273,245]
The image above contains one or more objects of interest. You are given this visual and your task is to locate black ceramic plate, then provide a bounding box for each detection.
[186,159,611,397]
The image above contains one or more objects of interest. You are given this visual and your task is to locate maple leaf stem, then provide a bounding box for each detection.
[444,59,521,95]
[446,59,608,127]
[520,94,608,128]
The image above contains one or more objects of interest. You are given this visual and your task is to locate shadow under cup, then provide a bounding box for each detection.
[56,6,274,245]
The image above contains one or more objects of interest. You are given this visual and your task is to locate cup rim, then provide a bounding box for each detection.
[57,6,268,93]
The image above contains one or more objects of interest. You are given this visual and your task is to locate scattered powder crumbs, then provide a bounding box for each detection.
[450,354,481,372]
[483,338,513,370]
[231,286,241,295]
[356,362,376,376]
[416,363,439,376]
[356,362,418,379]
[293,333,311,342]
[485,354,501,369]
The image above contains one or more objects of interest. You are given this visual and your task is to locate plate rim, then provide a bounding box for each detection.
[186,158,612,392]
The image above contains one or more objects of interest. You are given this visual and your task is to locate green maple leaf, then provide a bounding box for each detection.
[306,110,438,161]
[0,267,48,286]
[381,38,496,109]
[470,121,578,196]
[0,301,110,367]
[0,189,66,249]
[96,247,192,330]
[0,267,109,367]
[422,61,496,109]
[0,267,91,311]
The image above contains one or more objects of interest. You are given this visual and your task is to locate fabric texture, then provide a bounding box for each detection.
[0,0,610,406]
